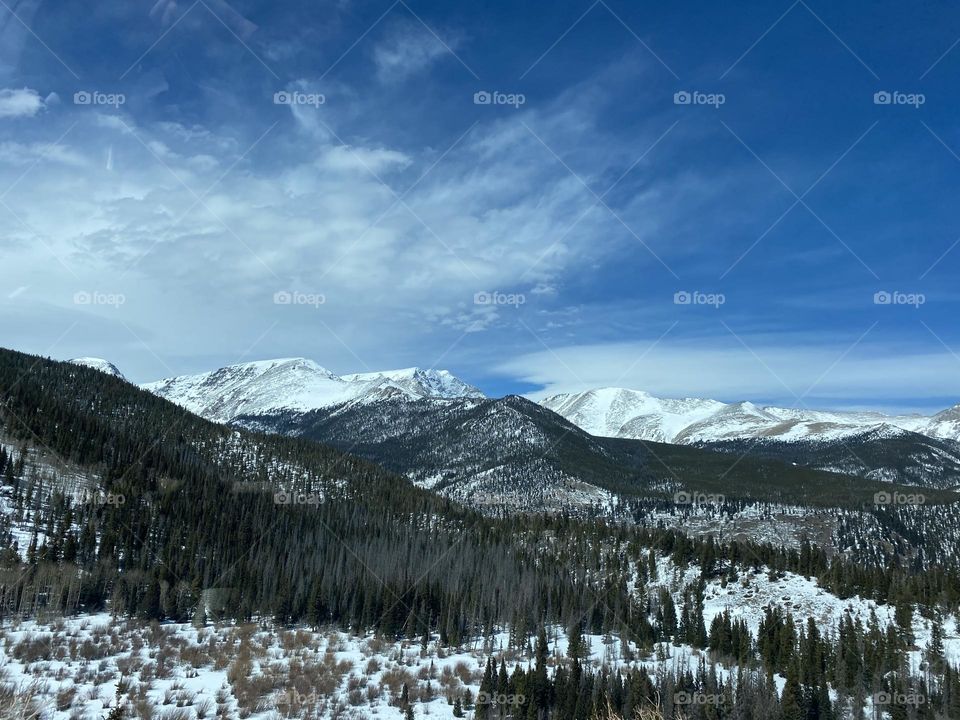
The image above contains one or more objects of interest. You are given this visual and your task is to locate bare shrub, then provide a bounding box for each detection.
[11,637,51,663]
[380,667,415,700]
[0,681,48,719]
[160,709,193,720]
[132,696,157,720]
[56,684,77,711]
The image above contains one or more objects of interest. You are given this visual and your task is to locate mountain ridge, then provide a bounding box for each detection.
[541,386,960,445]
[141,357,484,423]
[75,355,957,446]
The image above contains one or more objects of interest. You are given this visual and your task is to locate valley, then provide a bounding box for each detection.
[0,349,956,719]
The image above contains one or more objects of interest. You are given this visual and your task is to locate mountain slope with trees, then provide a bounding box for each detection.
[2,348,960,719]
[242,395,960,510]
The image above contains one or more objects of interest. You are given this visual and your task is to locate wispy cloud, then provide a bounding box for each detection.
[0,87,45,118]
[372,20,457,82]
[0,81,658,379]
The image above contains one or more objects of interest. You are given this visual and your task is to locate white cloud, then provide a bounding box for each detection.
[0,59,733,384]
[372,21,456,82]
[0,141,85,166]
[494,339,960,406]
[0,87,45,118]
[0,94,642,380]
[318,145,412,175]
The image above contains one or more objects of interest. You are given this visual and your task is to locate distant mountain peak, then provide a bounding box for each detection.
[542,387,960,445]
[933,403,960,420]
[217,357,337,377]
[68,357,126,381]
[342,367,484,400]
[143,357,484,423]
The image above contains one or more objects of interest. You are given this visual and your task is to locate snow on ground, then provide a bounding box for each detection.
[638,503,838,550]
[0,613,741,720]
[3,556,958,720]
[649,554,960,672]
[0,615,585,720]
[0,436,109,559]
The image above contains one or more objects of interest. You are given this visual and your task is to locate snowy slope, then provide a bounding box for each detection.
[540,387,724,442]
[342,367,483,400]
[143,358,484,423]
[68,357,127,380]
[542,387,959,445]
[902,403,960,441]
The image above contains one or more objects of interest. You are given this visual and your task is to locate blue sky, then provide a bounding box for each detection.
[2,0,960,411]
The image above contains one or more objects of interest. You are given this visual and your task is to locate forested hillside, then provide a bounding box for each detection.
[2,348,960,718]
[238,395,960,511]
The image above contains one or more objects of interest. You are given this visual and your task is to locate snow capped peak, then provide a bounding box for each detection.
[540,387,960,445]
[541,386,724,442]
[216,357,337,378]
[933,403,960,421]
[141,358,347,423]
[68,357,126,380]
[143,358,484,423]
[858,423,911,441]
[343,367,484,400]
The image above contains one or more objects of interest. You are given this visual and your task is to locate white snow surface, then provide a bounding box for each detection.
[68,357,126,380]
[542,387,960,444]
[342,367,484,401]
[141,359,484,423]
[0,614,708,720]
[651,554,960,676]
[5,566,957,720]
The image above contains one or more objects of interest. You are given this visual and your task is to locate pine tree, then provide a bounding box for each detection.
[568,621,585,660]
[780,661,804,720]
[106,686,126,720]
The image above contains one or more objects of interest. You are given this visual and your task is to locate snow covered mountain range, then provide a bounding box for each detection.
[140,358,484,423]
[74,355,960,447]
[540,387,960,445]
[58,355,960,491]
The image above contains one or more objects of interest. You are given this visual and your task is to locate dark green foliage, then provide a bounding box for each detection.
[700,431,960,490]
[1,348,959,720]
[252,393,960,509]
